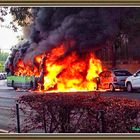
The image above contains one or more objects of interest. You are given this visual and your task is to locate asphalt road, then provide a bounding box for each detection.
[101,90,140,101]
[0,80,32,133]
[0,80,140,133]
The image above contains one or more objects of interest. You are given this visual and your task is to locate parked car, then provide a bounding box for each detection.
[0,74,3,80]
[3,73,7,79]
[97,69,132,91]
[0,73,7,80]
[125,70,140,92]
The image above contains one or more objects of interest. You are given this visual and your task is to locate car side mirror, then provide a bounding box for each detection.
[133,73,137,77]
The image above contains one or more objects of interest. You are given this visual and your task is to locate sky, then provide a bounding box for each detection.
[0,13,23,53]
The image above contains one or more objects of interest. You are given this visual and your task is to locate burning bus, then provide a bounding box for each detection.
[6,43,103,91]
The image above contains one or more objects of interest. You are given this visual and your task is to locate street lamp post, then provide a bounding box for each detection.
[16,103,21,133]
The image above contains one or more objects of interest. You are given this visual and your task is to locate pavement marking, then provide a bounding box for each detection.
[0,106,14,110]
[0,97,17,99]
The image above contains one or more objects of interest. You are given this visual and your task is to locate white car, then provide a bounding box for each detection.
[125,70,140,92]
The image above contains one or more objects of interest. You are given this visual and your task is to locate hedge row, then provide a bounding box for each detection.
[11,92,140,133]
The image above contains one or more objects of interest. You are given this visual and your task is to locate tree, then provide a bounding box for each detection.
[0,7,32,31]
[112,8,140,67]
[0,51,9,61]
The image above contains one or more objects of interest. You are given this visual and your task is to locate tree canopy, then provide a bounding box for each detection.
[0,7,32,31]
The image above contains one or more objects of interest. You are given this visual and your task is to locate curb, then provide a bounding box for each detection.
[0,129,9,133]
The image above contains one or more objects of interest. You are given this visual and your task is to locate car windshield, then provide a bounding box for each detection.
[114,70,132,76]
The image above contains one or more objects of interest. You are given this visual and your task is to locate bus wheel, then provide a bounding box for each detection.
[30,81,33,89]
[12,81,17,90]
[14,87,17,90]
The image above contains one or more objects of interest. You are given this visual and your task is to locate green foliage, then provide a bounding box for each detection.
[0,7,32,32]
[0,51,9,61]
[10,7,32,27]
[0,51,9,72]
[0,61,4,72]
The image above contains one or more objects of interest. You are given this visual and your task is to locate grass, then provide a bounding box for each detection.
[0,61,5,72]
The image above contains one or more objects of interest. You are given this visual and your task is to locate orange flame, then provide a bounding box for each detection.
[14,43,103,92]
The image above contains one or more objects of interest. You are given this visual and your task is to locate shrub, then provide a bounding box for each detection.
[11,91,140,133]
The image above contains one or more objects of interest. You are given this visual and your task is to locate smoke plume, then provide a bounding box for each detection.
[5,7,129,74]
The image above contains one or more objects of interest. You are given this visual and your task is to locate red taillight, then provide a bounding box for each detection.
[113,77,117,82]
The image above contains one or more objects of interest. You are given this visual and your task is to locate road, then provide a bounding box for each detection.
[101,90,140,101]
[0,80,140,133]
[0,80,32,133]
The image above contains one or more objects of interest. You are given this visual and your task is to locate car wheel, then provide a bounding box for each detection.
[127,82,133,92]
[109,84,115,92]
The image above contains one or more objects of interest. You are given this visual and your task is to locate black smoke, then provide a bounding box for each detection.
[5,7,132,74]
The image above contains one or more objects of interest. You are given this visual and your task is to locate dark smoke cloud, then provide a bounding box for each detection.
[5,7,132,73]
